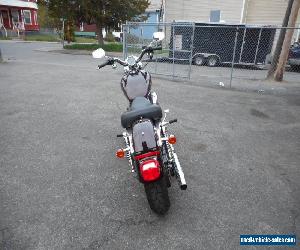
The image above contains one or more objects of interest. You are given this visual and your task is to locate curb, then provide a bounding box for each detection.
[35,48,123,58]
[0,39,61,44]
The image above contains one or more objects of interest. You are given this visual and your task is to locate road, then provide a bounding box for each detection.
[0,41,300,250]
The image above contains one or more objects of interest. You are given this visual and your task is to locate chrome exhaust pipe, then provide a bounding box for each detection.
[173,153,187,190]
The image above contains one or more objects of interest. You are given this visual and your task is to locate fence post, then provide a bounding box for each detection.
[172,22,175,79]
[239,27,246,63]
[62,18,65,48]
[188,23,195,80]
[230,28,239,88]
[254,28,263,64]
[0,48,3,62]
[122,24,127,60]
[154,24,158,74]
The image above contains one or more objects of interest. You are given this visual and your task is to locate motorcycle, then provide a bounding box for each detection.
[92,32,187,215]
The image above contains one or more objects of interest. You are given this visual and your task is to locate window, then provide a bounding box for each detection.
[11,10,19,23]
[210,10,221,22]
[23,10,31,24]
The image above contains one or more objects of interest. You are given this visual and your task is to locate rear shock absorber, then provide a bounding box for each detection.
[124,133,134,172]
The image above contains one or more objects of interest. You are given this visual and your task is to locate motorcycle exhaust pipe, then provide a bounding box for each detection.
[173,153,187,190]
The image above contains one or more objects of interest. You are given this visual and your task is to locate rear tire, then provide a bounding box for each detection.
[144,177,170,215]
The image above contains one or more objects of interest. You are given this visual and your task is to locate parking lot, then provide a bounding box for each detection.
[0,41,300,249]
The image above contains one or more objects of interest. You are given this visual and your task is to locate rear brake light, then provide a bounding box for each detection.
[140,159,161,182]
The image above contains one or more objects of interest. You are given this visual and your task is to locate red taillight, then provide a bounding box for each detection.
[139,159,161,182]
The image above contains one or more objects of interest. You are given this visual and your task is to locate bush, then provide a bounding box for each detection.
[64,43,123,52]
[24,34,60,42]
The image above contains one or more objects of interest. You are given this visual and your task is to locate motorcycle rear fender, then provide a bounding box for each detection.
[132,119,157,153]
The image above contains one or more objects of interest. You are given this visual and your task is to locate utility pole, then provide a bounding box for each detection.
[267,0,294,78]
[60,18,66,48]
[274,0,300,81]
[0,48,3,63]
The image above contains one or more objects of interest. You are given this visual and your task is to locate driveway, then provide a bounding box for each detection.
[0,41,299,250]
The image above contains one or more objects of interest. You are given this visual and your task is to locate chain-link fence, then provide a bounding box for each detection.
[123,22,194,78]
[123,22,300,87]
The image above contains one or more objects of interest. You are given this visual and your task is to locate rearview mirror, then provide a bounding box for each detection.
[92,48,106,59]
[153,32,165,41]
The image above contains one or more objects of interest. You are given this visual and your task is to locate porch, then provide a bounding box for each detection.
[0,0,39,37]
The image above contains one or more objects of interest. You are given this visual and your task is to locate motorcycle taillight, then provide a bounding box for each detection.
[139,159,161,182]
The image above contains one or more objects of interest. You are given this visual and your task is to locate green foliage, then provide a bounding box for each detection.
[46,0,80,21]
[45,0,150,45]
[37,2,48,28]
[0,36,12,40]
[80,0,150,29]
[24,34,60,42]
[37,0,65,37]
[64,43,123,52]
[79,0,150,44]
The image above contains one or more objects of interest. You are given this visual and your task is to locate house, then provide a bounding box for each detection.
[164,0,300,26]
[127,0,163,39]
[164,0,300,41]
[0,0,39,36]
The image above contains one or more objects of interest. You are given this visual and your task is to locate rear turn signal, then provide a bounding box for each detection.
[168,135,177,144]
[116,149,125,158]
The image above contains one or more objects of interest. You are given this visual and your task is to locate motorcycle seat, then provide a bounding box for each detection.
[121,97,162,128]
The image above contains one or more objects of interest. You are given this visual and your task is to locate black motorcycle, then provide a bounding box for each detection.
[92,32,187,215]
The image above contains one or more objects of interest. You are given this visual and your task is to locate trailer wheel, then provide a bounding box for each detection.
[207,55,219,67]
[265,54,272,65]
[193,55,205,66]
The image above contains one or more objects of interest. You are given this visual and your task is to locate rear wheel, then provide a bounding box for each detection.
[144,177,170,215]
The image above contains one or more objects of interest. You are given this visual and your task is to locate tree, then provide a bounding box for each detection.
[267,0,294,79]
[37,1,62,35]
[42,0,81,43]
[37,1,48,28]
[274,0,300,81]
[80,0,149,45]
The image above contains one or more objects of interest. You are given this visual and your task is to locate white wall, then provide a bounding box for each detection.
[165,0,244,24]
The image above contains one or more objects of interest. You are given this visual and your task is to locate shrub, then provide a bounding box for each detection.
[64,43,123,52]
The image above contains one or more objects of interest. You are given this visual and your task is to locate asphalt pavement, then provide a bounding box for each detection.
[0,41,300,250]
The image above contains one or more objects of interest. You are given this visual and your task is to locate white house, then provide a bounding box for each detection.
[163,0,300,44]
[164,0,300,26]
